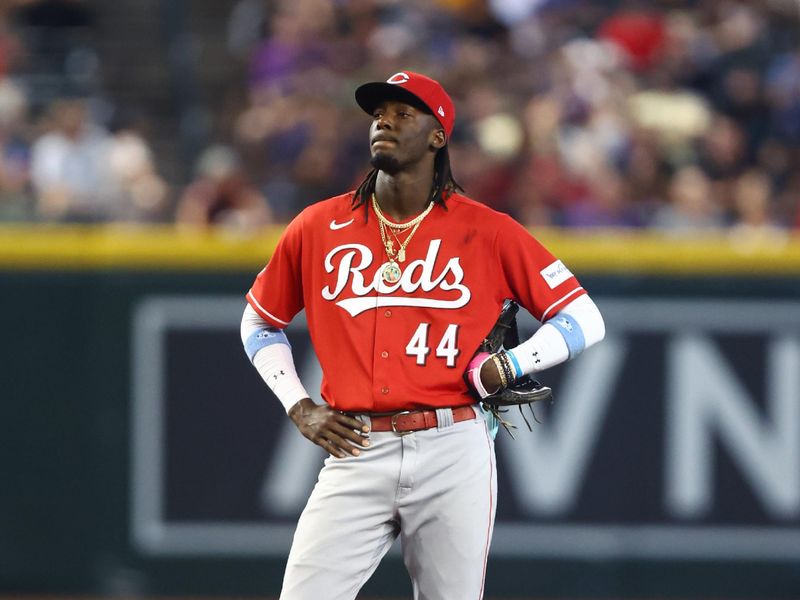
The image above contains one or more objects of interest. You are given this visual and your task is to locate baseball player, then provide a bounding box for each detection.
[241,71,605,600]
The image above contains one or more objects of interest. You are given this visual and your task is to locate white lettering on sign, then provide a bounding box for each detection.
[131,297,800,559]
[666,334,800,519]
[321,240,471,316]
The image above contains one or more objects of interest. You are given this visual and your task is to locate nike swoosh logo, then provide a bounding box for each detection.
[329,218,354,230]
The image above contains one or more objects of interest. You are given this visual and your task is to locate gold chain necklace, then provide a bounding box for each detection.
[379,219,421,263]
[372,193,435,284]
[372,193,435,230]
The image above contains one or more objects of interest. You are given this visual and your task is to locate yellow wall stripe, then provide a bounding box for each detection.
[0,225,799,275]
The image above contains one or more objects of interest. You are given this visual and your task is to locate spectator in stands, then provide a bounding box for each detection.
[30,96,114,221]
[597,1,667,72]
[652,165,723,233]
[106,123,170,223]
[729,168,786,244]
[247,0,335,96]
[175,144,273,233]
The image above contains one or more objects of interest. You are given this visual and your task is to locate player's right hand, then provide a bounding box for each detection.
[288,398,371,458]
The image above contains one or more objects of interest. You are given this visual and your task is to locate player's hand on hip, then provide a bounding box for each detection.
[288,398,371,458]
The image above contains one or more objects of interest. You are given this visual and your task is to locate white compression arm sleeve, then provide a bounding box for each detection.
[241,304,310,413]
[506,294,605,376]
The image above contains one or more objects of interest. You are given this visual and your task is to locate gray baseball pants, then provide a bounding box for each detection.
[280,407,497,600]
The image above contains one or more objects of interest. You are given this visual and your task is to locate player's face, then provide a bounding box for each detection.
[369,100,444,174]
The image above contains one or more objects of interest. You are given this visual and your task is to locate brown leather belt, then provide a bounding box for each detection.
[369,406,476,434]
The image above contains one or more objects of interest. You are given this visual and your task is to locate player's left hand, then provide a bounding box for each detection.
[289,398,371,458]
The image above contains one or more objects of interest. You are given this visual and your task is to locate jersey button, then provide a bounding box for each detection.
[381,351,389,359]
[381,386,389,394]
[384,310,392,318]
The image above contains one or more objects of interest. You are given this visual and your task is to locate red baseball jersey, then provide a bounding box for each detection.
[247,192,586,412]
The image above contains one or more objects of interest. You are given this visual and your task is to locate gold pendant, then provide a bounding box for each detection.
[397,247,406,262]
[382,261,402,284]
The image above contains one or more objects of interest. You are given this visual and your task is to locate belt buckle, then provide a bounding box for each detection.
[390,410,413,435]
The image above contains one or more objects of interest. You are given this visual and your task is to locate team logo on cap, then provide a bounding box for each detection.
[387,72,410,85]
[438,106,445,117]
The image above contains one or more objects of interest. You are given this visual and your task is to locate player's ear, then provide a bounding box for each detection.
[429,127,446,150]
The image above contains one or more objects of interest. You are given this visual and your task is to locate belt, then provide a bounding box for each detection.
[368,406,476,434]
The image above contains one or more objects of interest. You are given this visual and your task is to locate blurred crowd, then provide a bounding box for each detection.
[1,0,800,235]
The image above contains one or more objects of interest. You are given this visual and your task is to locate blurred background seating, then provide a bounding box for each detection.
[0,0,796,232]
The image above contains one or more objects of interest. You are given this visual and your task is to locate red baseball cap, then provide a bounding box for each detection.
[355,71,455,138]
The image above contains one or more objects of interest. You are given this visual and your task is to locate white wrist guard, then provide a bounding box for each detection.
[241,304,310,413]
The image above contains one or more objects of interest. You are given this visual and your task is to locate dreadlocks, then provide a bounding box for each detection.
[351,145,463,218]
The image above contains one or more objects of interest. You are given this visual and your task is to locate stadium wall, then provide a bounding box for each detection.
[2,226,800,598]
